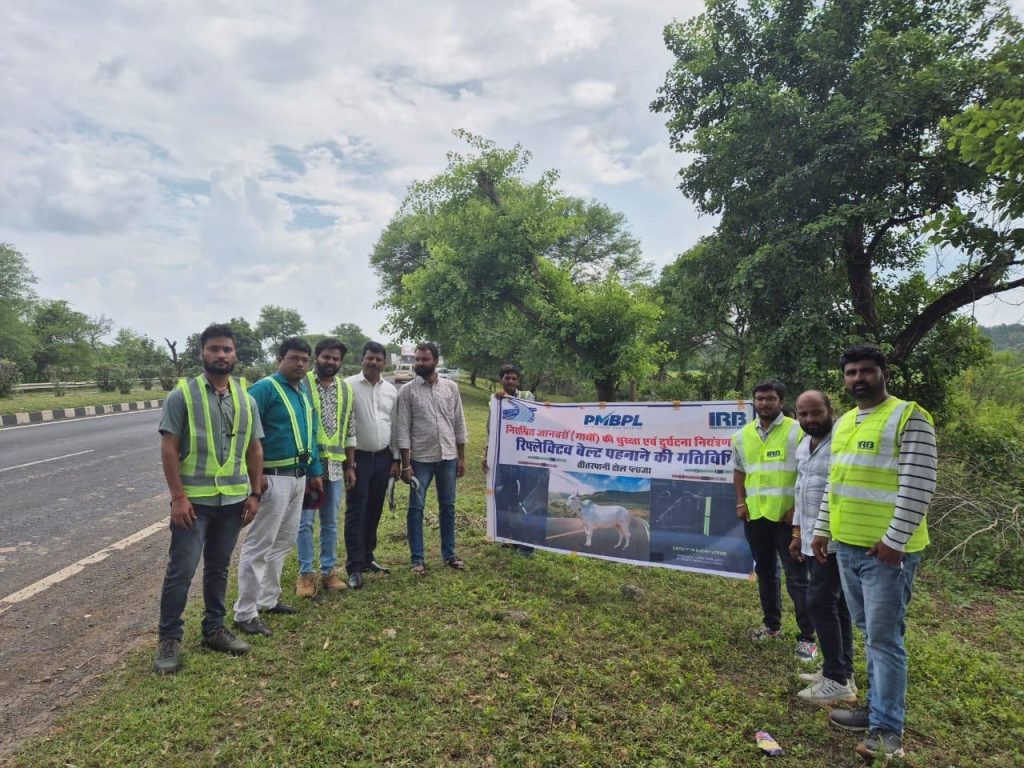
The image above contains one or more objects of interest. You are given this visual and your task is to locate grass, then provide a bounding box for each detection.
[10,383,1024,767]
[0,388,168,415]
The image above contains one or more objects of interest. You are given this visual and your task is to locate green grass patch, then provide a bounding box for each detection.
[11,384,1023,766]
[0,388,167,415]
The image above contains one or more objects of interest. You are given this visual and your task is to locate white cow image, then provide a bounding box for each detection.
[566,492,633,548]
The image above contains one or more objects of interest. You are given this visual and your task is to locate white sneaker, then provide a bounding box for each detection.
[797,676,857,706]
[797,670,858,694]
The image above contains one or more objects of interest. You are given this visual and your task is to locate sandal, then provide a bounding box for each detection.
[411,563,427,576]
[445,557,466,571]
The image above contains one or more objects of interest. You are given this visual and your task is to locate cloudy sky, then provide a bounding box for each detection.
[2,0,1021,348]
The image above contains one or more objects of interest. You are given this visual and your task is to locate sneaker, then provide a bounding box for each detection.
[296,573,318,598]
[263,601,298,615]
[795,639,819,663]
[751,625,782,641]
[153,637,182,675]
[799,670,858,694]
[347,571,363,590]
[829,707,870,732]
[201,627,251,656]
[856,729,904,761]
[797,676,857,706]
[366,560,390,574]
[233,616,273,637]
[322,569,347,592]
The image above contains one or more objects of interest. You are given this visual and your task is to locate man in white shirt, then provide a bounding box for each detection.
[343,341,400,589]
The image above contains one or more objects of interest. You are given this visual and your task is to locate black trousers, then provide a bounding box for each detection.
[808,553,854,683]
[743,517,814,641]
[345,448,393,574]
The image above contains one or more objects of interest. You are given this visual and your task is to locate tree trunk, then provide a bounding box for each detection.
[595,377,617,402]
[843,221,880,338]
[469,369,477,387]
[629,379,637,401]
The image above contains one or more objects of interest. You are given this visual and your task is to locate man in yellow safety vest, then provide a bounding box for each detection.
[732,379,817,663]
[155,324,265,674]
[812,345,937,762]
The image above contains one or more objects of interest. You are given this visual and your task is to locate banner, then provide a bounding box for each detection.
[485,398,755,579]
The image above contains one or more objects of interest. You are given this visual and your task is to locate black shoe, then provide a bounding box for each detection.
[347,571,363,589]
[262,601,297,615]
[201,627,251,655]
[366,560,390,574]
[153,637,182,675]
[233,616,273,637]
[829,707,870,732]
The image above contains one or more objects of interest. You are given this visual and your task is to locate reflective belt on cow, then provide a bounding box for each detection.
[828,396,932,552]
[263,377,314,469]
[178,375,252,499]
[735,417,803,522]
[305,371,353,463]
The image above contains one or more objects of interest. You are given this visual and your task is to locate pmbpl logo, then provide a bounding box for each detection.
[583,412,644,428]
[709,411,747,429]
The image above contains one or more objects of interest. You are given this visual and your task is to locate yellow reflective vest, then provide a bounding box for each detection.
[177,375,253,499]
[305,371,354,463]
[828,397,932,552]
[734,417,804,522]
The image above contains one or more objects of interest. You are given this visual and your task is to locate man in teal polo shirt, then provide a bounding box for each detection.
[233,337,323,637]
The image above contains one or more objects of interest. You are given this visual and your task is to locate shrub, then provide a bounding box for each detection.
[139,367,156,390]
[0,359,20,397]
[95,366,117,392]
[47,366,68,396]
[159,366,178,391]
[114,366,134,395]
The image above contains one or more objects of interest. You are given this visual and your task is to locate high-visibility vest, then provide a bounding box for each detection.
[305,371,354,462]
[735,417,804,522]
[263,377,315,469]
[177,375,253,499]
[828,397,932,552]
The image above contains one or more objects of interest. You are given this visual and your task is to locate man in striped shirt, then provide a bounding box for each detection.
[812,345,937,762]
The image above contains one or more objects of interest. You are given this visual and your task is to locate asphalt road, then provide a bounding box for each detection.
[0,409,172,759]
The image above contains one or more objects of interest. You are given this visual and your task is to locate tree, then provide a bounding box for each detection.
[330,323,373,357]
[105,329,168,370]
[30,300,105,377]
[183,317,263,369]
[256,305,307,354]
[372,132,664,400]
[0,244,38,371]
[652,0,1024,393]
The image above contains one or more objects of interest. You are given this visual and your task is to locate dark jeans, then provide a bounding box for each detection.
[808,554,854,683]
[158,501,244,641]
[743,517,814,641]
[345,448,394,574]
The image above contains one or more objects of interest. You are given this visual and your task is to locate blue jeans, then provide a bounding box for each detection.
[158,501,244,640]
[406,458,458,564]
[297,477,342,574]
[837,542,921,734]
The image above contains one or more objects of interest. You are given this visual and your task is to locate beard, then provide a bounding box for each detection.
[316,362,339,378]
[851,381,885,401]
[414,363,435,378]
[203,359,236,375]
[801,421,832,438]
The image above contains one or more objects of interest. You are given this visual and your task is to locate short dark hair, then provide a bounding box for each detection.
[362,341,387,358]
[752,379,785,400]
[315,337,347,357]
[278,337,312,359]
[797,389,833,409]
[200,324,236,349]
[840,344,888,372]
[416,341,440,361]
[499,363,521,378]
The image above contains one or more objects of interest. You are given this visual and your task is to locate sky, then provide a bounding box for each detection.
[2,0,1021,349]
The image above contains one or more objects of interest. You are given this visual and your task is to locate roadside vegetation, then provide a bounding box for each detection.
[9,384,1022,768]
[0,388,167,416]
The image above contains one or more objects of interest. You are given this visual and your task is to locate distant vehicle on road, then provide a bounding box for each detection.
[393,363,415,383]
[438,368,461,381]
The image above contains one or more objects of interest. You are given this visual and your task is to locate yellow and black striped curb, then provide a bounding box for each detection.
[0,399,164,428]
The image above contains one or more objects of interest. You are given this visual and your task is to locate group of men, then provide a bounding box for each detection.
[732,344,937,762]
[154,326,468,674]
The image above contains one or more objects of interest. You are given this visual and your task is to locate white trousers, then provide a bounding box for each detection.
[233,474,304,622]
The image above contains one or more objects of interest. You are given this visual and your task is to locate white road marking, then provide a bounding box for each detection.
[0,408,158,432]
[0,518,168,613]
[0,449,95,473]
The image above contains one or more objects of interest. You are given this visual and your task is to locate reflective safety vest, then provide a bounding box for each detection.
[305,371,354,462]
[828,397,932,552]
[177,376,253,499]
[735,417,804,522]
[264,377,315,469]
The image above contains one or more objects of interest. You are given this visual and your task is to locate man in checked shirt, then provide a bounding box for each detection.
[812,345,938,763]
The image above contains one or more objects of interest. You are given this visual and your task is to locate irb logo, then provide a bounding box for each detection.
[583,413,644,427]
[857,440,876,450]
[709,412,747,428]
[766,449,782,458]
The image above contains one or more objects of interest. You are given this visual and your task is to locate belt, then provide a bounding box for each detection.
[355,447,393,458]
[263,467,307,477]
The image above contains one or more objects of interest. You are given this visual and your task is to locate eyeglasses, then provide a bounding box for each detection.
[282,355,310,364]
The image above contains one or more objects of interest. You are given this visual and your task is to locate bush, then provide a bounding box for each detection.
[95,366,117,392]
[0,359,20,397]
[47,366,68,396]
[159,366,178,391]
[139,367,156,390]
[114,366,134,395]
